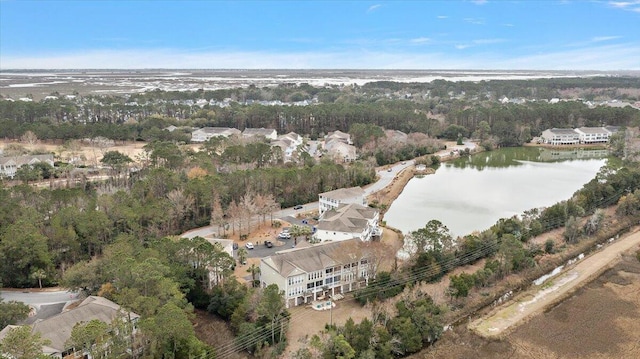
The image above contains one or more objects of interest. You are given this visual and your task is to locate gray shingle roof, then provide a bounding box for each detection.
[31,296,139,352]
[262,239,365,277]
[319,186,364,201]
[316,203,377,233]
[576,127,609,134]
[548,128,578,135]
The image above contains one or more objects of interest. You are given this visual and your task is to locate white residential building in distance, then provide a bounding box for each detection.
[315,203,379,243]
[191,127,241,142]
[325,130,352,145]
[260,239,372,307]
[574,127,612,144]
[0,154,54,178]
[319,186,366,215]
[540,128,580,145]
[242,128,278,140]
[271,132,303,162]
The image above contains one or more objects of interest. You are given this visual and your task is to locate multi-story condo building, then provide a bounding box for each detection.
[318,186,366,215]
[260,239,372,308]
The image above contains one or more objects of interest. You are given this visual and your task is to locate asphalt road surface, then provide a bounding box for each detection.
[1,289,79,309]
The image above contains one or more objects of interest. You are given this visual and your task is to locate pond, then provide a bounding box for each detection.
[384,147,609,238]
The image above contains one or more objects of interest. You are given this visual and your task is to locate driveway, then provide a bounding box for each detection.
[1,289,79,309]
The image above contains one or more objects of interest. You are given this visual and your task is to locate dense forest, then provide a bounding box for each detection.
[1,77,639,148]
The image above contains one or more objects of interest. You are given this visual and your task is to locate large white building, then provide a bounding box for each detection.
[574,127,613,144]
[260,239,372,307]
[540,128,580,145]
[191,127,241,142]
[315,203,379,243]
[242,128,278,140]
[319,186,366,215]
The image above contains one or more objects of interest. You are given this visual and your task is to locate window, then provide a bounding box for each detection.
[326,268,333,274]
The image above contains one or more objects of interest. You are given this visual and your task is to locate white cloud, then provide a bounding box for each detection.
[471,0,488,5]
[367,4,382,12]
[410,37,431,44]
[473,38,506,45]
[591,36,621,42]
[608,1,640,8]
[464,17,485,25]
[437,15,448,19]
[502,23,514,27]
[608,0,640,12]
[1,44,639,70]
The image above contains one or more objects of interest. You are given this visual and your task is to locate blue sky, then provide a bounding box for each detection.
[1,0,639,70]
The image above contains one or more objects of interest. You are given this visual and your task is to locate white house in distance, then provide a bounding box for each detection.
[574,127,613,144]
[191,127,241,142]
[319,186,367,215]
[271,132,303,162]
[242,128,278,140]
[0,296,139,358]
[0,154,54,178]
[315,203,380,243]
[324,130,357,162]
[260,239,372,307]
[540,128,580,145]
[325,130,353,145]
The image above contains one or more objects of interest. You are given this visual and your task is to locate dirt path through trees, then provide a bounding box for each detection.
[469,227,640,338]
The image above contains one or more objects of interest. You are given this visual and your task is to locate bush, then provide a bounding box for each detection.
[544,239,555,254]
[636,250,640,263]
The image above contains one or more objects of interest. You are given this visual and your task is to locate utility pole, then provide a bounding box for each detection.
[329,300,333,327]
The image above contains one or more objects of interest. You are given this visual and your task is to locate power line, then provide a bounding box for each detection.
[212,186,630,358]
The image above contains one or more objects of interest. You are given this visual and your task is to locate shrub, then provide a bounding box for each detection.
[544,239,555,254]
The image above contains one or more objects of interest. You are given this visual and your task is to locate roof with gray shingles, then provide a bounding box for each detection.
[546,128,579,135]
[0,154,54,166]
[319,186,365,201]
[316,203,377,233]
[576,127,609,134]
[261,239,365,277]
[31,296,139,352]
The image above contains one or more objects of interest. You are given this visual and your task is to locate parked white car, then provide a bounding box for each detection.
[245,242,254,249]
[278,232,291,239]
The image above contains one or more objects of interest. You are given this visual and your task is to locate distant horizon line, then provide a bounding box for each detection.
[1,68,637,73]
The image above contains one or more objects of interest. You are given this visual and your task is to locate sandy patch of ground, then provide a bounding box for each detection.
[469,227,640,338]
[284,298,372,356]
[412,237,640,359]
[0,139,149,166]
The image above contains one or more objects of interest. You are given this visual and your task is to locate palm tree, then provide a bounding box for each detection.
[247,264,261,287]
[31,268,46,289]
[237,247,248,265]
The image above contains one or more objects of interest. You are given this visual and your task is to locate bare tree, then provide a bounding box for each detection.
[227,200,242,235]
[167,189,195,232]
[241,191,257,233]
[20,130,38,147]
[210,192,226,235]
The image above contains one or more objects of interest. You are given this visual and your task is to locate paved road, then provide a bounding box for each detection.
[1,289,79,309]
[181,141,477,243]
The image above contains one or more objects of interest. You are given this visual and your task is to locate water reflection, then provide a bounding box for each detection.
[385,147,608,238]
[449,147,609,170]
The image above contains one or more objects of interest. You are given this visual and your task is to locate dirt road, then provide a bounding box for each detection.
[469,227,640,338]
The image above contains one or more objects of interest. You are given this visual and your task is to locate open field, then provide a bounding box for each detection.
[412,228,640,359]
